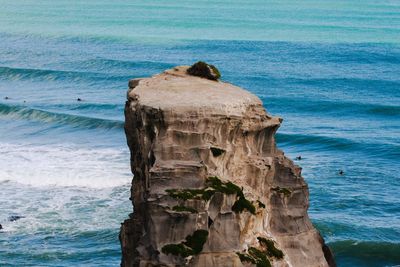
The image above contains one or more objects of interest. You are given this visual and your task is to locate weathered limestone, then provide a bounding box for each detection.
[120,65,335,267]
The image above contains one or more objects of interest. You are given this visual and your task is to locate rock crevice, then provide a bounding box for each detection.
[120,65,335,267]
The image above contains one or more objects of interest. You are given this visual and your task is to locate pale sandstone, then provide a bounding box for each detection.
[120,66,335,267]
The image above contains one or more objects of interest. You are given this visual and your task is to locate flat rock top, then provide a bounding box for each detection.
[130,66,263,114]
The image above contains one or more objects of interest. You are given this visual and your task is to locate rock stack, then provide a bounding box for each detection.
[120,64,335,267]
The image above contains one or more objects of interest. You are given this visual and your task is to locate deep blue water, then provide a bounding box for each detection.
[1,1,400,266]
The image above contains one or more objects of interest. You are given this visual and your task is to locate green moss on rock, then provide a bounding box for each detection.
[206,176,242,195]
[271,186,292,197]
[257,237,284,259]
[187,61,221,80]
[232,196,256,215]
[172,205,198,213]
[184,230,209,254]
[161,243,194,258]
[207,176,256,214]
[237,238,283,267]
[248,247,272,267]
[207,176,255,214]
[161,230,209,258]
[236,252,256,264]
[257,200,266,209]
[166,188,214,201]
[166,176,256,215]
[166,176,241,201]
[209,64,221,79]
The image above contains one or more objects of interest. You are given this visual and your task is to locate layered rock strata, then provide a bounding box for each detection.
[120,66,335,267]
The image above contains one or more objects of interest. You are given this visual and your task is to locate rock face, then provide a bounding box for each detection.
[120,66,335,267]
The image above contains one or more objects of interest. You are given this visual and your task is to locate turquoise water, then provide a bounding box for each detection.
[0,1,399,266]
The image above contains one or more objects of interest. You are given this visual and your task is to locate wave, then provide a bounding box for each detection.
[0,142,130,188]
[276,132,400,159]
[292,77,400,89]
[1,102,398,158]
[264,96,400,118]
[0,31,185,50]
[368,105,400,116]
[0,60,176,83]
[57,103,121,111]
[186,40,400,65]
[329,240,400,266]
[240,74,400,90]
[76,58,175,71]
[325,47,400,65]
[0,103,124,130]
[0,66,130,83]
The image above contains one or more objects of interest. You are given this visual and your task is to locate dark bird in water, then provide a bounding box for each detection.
[9,215,24,222]
[338,170,344,175]
[77,98,82,102]
[0,224,3,230]
[4,96,9,100]
[295,156,302,160]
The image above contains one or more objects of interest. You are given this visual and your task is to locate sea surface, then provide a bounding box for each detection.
[0,1,399,266]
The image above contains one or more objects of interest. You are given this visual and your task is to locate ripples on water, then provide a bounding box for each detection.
[0,1,400,266]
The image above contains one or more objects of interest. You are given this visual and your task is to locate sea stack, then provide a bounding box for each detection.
[120,65,335,267]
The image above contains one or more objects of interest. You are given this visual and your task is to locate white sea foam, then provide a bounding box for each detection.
[0,142,131,188]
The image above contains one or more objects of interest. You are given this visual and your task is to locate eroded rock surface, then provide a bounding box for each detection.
[120,66,335,267]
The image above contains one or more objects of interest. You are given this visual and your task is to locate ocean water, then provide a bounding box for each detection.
[0,1,399,266]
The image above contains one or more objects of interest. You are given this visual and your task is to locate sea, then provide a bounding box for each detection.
[0,1,399,266]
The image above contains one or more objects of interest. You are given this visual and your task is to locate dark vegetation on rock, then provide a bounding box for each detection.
[248,247,272,267]
[257,237,284,259]
[271,186,292,197]
[208,176,256,214]
[185,230,209,254]
[172,205,198,213]
[166,188,214,201]
[236,237,283,267]
[236,252,256,264]
[161,230,209,258]
[187,61,221,81]
[206,176,241,195]
[162,243,193,258]
[166,176,256,215]
[232,195,256,215]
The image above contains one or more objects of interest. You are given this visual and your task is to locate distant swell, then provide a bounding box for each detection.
[0,103,123,130]
[368,105,400,116]
[76,58,175,71]
[266,96,400,118]
[329,240,400,265]
[0,59,176,83]
[293,77,400,88]
[0,66,130,82]
[242,75,400,98]
[277,132,400,159]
